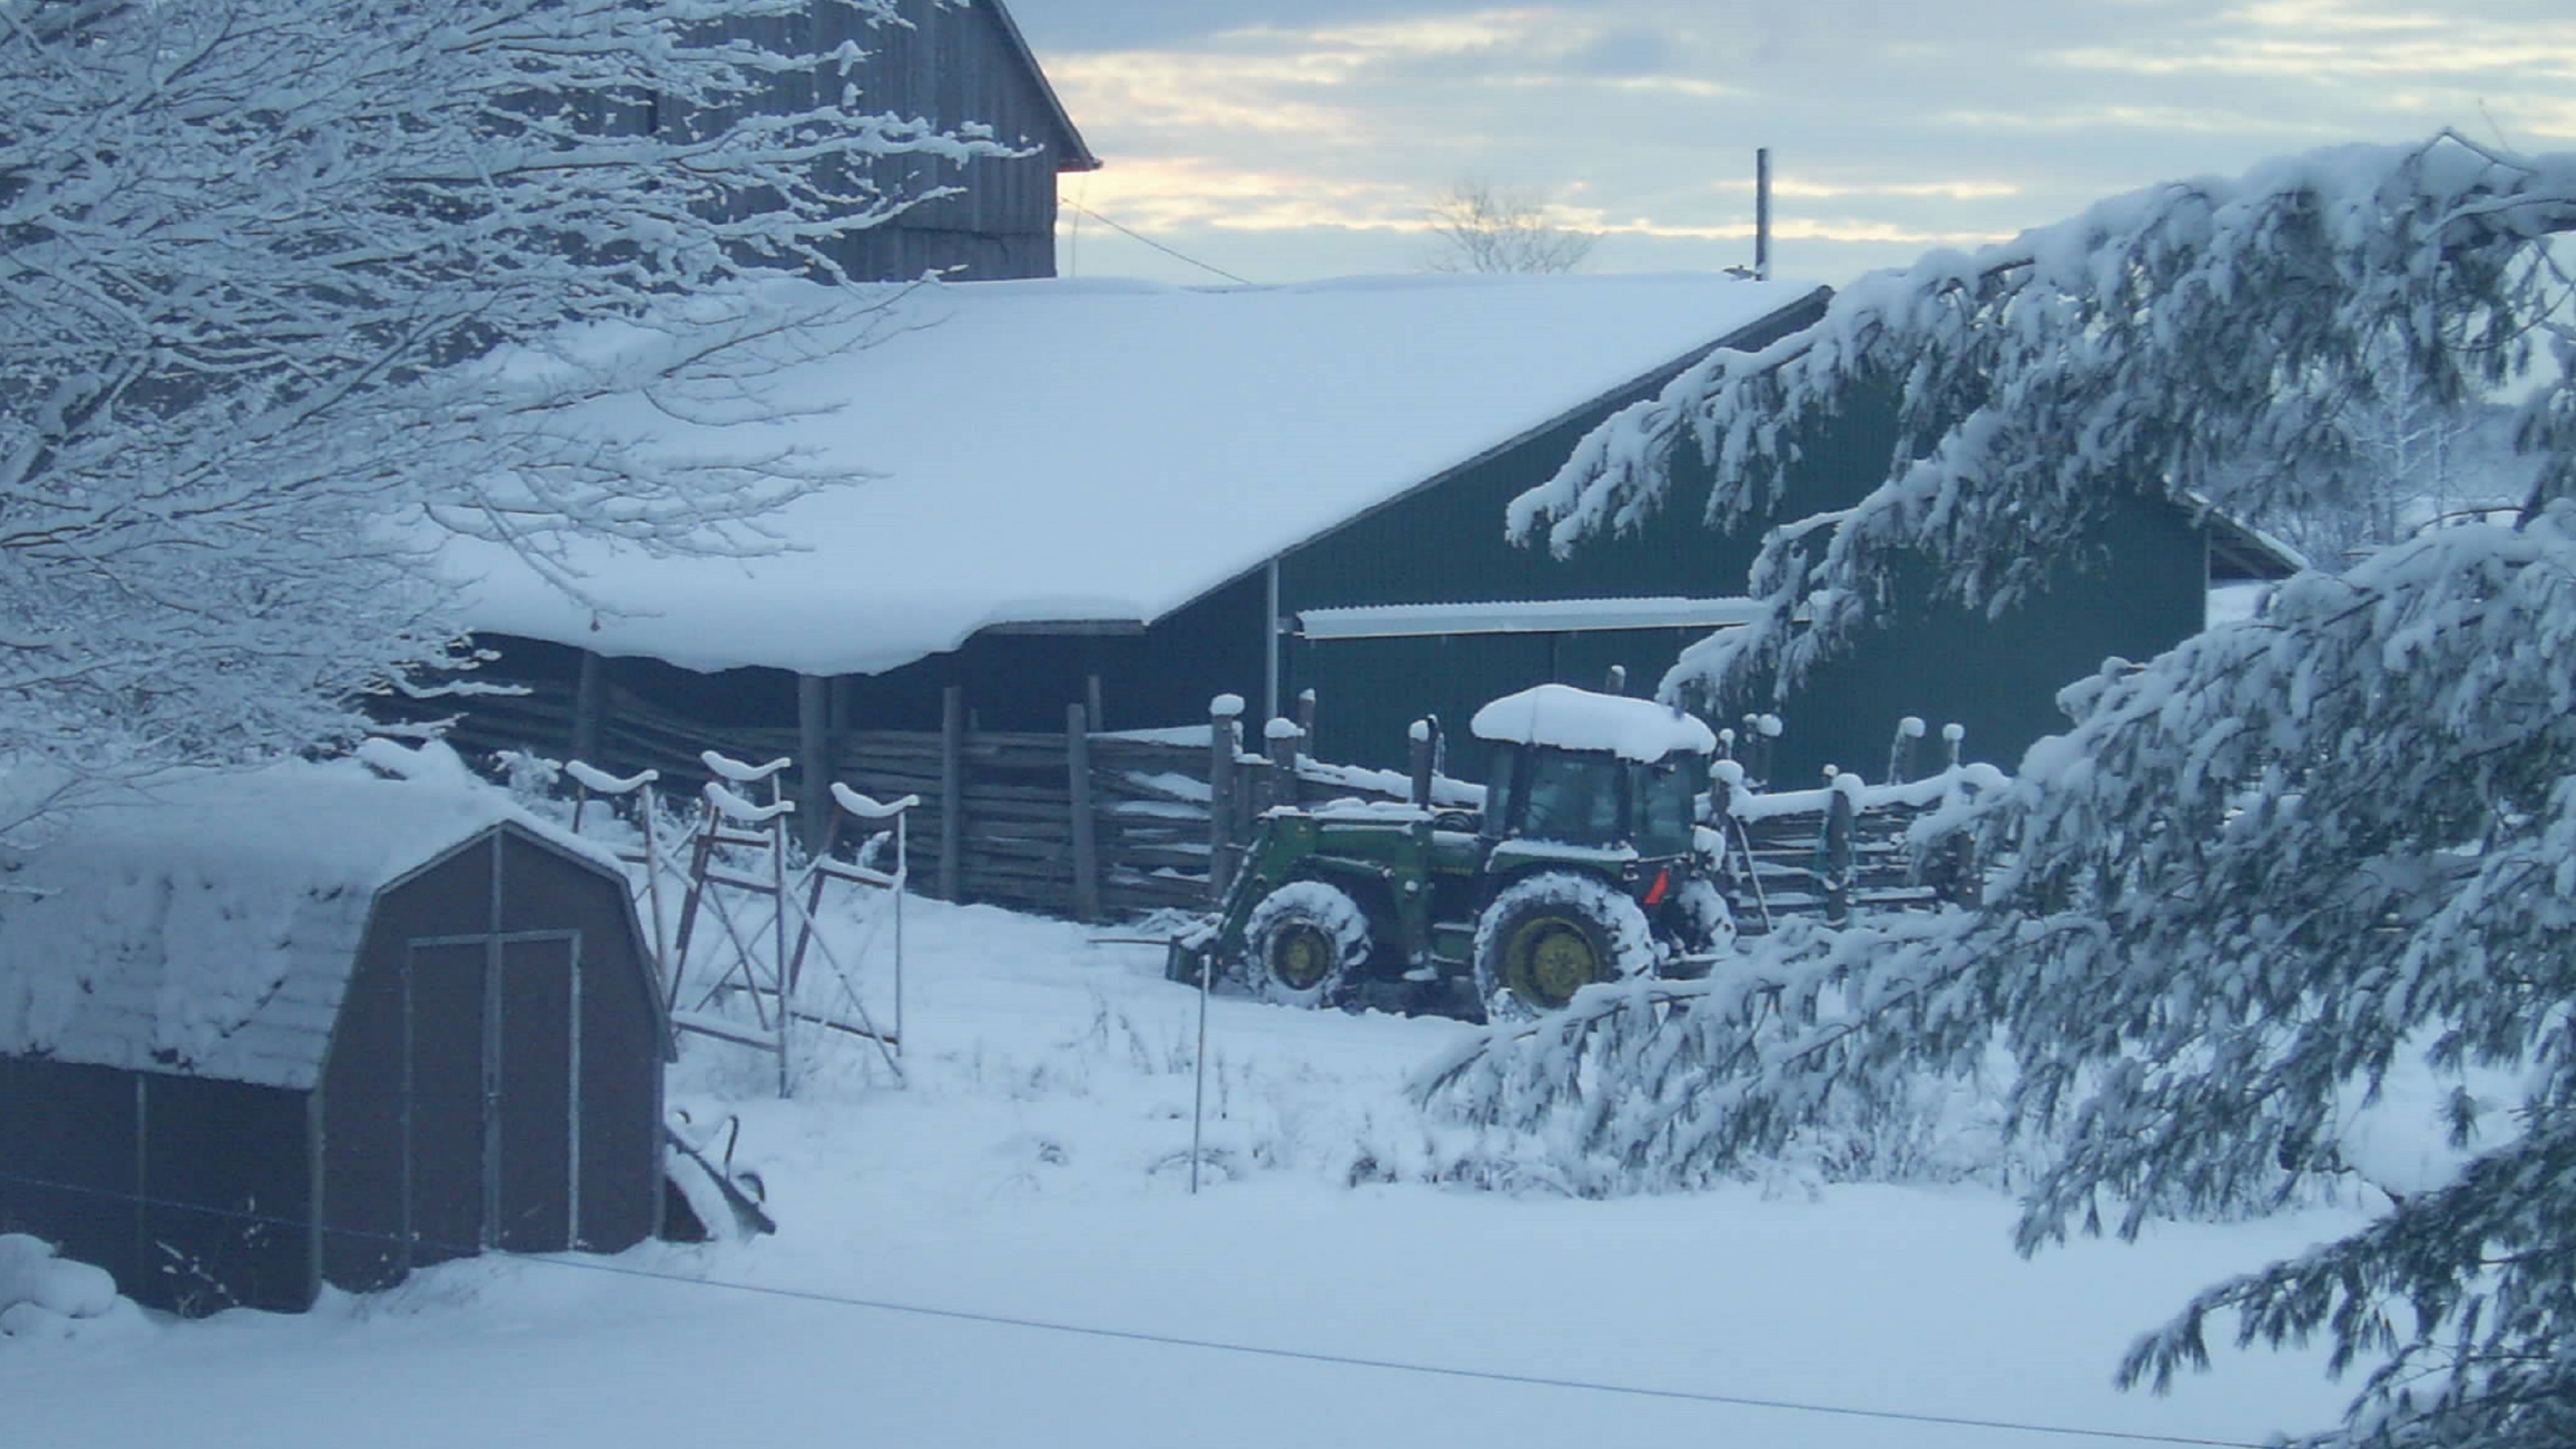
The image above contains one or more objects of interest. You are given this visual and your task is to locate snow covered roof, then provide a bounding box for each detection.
[0,751,609,1090]
[1470,684,1719,762]
[1298,595,1767,640]
[442,272,1823,677]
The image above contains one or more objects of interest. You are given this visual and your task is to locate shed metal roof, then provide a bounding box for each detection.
[0,756,615,1091]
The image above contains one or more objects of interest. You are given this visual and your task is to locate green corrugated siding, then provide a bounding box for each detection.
[1274,375,2209,781]
[1278,374,1905,778]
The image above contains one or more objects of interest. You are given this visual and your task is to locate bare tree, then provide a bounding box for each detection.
[0,0,1011,841]
[1420,178,1597,274]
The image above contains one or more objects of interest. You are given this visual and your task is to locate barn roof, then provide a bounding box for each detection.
[0,750,615,1091]
[440,272,1825,678]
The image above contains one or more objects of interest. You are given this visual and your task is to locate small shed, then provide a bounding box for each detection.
[0,753,668,1316]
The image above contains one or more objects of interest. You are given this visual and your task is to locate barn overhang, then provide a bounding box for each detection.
[1297,595,1768,641]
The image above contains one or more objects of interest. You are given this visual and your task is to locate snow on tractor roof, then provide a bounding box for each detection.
[1469,684,1718,762]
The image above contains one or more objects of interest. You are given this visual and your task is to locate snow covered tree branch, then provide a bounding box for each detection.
[1442,134,2576,1449]
[0,0,1011,837]
[1509,131,2576,712]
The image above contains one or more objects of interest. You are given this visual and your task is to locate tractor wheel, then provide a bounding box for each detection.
[1473,872,1655,1022]
[1242,880,1373,1008]
[1659,877,1738,980]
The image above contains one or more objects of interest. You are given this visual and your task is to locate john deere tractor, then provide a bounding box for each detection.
[1170,684,1735,1020]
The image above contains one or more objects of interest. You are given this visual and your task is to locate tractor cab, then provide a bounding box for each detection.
[1470,684,1715,862]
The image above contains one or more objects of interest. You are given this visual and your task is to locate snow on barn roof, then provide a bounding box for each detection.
[0,747,609,1090]
[443,272,1824,677]
[1471,684,1718,762]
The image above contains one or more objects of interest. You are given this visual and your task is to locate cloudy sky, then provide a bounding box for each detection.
[1004,0,2575,288]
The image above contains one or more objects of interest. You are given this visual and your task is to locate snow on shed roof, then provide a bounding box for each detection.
[1471,684,1718,762]
[0,748,610,1090]
[444,272,1823,677]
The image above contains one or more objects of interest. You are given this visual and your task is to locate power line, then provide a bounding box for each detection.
[0,1167,2262,1448]
[1059,198,1255,286]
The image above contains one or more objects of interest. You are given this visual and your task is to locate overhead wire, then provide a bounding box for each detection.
[1058,198,1254,285]
[0,1166,2263,1448]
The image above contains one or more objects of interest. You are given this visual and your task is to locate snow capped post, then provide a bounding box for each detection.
[1208,694,1245,902]
[1265,716,1304,811]
[1887,715,1927,786]
[1942,721,1966,773]
[1823,767,1859,925]
[939,687,965,904]
[1602,663,1627,695]
[1408,717,1440,808]
[1743,713,1782,789]
[1066,703,1102,924]
[1296,688,1319,762]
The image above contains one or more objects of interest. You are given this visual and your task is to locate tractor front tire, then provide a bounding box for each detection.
[1242,880,1373,1008]
[1473,872,1655,1022]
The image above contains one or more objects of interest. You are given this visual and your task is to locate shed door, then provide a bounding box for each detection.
[405,933,581,1259]
[407,942,487,1266]
[494,937,576,1253]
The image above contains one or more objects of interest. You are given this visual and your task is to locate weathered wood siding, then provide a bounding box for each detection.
[677,0,1080,280]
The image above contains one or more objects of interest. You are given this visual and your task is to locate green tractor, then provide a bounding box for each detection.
[1170,684,1736,1020]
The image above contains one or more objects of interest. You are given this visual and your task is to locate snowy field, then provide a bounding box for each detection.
[2,895,2373,1449]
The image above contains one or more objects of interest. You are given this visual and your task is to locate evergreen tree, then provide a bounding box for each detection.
[1434,132,2576,1449]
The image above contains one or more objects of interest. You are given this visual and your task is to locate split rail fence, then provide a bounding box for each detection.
[417,679,1995,926]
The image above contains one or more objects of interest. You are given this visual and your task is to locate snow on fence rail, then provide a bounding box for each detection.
[410,677,1994,926]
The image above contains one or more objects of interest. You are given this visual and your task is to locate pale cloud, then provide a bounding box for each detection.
[1014,0,2572,288]
[1728,178,2027,202]
[1936,104,2346,137]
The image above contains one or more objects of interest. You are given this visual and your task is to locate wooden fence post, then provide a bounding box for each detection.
[1824,772,1855,925]
[797,674,831,855]
[1265,717,1302,811]
[939,685,964,903]
[1067,703,1101,923]
[1407,717,1437,807]
[1886,715,1924,787]
[1208,694,1243,903]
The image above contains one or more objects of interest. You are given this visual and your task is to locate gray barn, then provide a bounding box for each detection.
[0,760,669,1315]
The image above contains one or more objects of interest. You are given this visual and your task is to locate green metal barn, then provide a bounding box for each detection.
[429,270,2292,797]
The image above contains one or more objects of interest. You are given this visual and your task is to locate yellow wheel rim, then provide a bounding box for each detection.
[1271,924,1336,992]
[1509,917,1598,1009]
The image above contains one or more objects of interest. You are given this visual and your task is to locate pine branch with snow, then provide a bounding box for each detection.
[1449,133,2576,1449]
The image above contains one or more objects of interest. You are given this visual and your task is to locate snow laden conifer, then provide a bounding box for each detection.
[0,0,1009,839]
[1430,133,2576,1449]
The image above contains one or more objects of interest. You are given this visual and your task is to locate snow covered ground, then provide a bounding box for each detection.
[2,895,2373,1448]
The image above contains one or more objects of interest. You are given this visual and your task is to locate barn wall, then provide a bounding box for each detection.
[659,0,1075,282]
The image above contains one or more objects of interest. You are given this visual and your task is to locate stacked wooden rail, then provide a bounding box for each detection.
[394,679,1993,926]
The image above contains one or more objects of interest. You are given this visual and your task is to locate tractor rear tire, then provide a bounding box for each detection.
[1473,872,1655,1022]
[1242,880,1372,1008]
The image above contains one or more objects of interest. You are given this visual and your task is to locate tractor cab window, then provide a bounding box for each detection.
[1482,748,1518,838]
[1630,756,1702,857]
[1519,750,1623,844]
